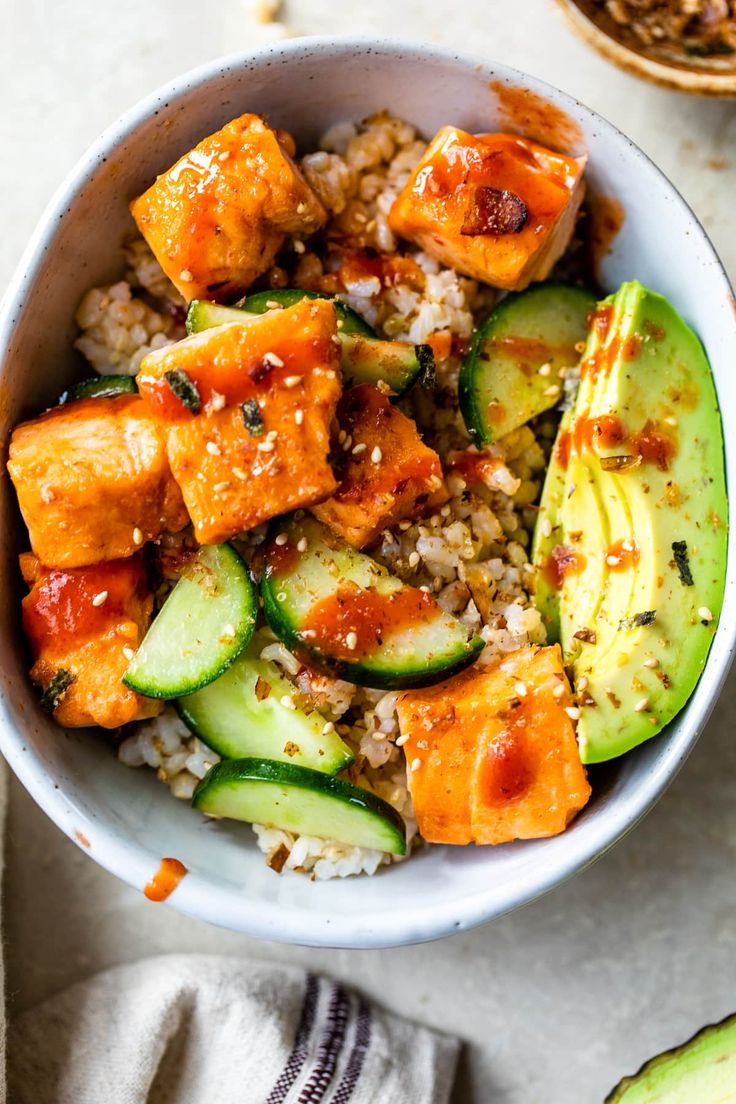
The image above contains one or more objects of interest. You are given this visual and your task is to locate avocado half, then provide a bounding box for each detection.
[532,281,727,764]
[606,1013,736,1102]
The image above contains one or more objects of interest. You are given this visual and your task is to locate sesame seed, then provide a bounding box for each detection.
[266,300,282,310]
[206,441,221,456]
[540,518,552,539]
[664,415,678,426]
[264,351,284,367]
[410,757,422,772]
[280,694,296,710]
[352,442,367,455]
[296,202,306,214]
[345,631,358,650]
[284,375,302,388]
[122,646,135,661]
[218,150,230,162]
[606,555,620,567]
[621,540,634,552]
[578,675,589,691]
[297,538,308,553]
[293,240,306,254]
[337,319,344,329]
[179,269,193,282]
[257,440,275,452]
[419,585,431,593]
[295,409,304,425]
[408,551,421,568]
[275,532,289,546]
[91,591,108,607]
[266,429,278,441]
[552,683,566,699]
[208,391,226,412]
[416,739,429,750]
[232,467,247,480]
[398,519,412,531]
[395,733,410,747]
[698,606,714,622]
[371,446,383,463]
[276,592,287,602]
[214,481,230,492]
[515,681,527,697]
[132,527,143,545]
[222,624,236,638]
[331,334,341,346]
[634,697,650,713]
[544,384,560,398]
[338,430,347,444]
[538,362,552,377]
[643,657,659,669]
[342,436,353,451]
[322,721,335,735]
[565,706,581,720]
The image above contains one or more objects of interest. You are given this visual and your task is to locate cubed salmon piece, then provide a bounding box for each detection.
[396,645,591,845]
[137,299,341,543]
[21,553,161,728]
[389,128,586,291]
[131,113,327,302]
[8,396,188,570]
[312,384,446,548]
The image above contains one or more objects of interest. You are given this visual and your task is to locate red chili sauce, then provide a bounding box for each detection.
[631,420,676,471]
[303,582,440,661]
[144,857,188,902]
[572,412,627,454]
[542,545,587,590]
[479,725,534,806]
[606,539,641,572]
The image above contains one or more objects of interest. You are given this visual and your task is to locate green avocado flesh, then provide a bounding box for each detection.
[606,1013,736,1102]
[532,281,727,764]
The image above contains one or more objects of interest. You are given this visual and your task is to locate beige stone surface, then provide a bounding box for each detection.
[3,2,736,1101]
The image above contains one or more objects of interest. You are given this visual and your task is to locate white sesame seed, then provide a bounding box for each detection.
[621,540,634,552]
[371,446,382,463]
[565,706,581,720]
[698,606,713,622]
[284,375,302,388]
[416,739,429,750]
[395,733,410,747]
[410,757,422,772]
[257,440,275,452]
[296,202,306,214]
[419,585,431,593]
[398,519,412,531]
[544,384,560,397]
[643,657,659,669]
[540,518,552,539]
[297,538,308,553]
[634,697,650,713]
[207,390,226,412]
[218,150,230,162]
[122,646,135,661]
[91,591,108,607]
[295,409,304,425]
[264,351,284,368]
[538,362,552,377]
[331,334,342,346]
[132,527,143,545]
[206,441,221,456]
[275,532,289,546]
[322,721,335,735]
[266,300,282,310]
[222,624,236,638]
[342,436,353,451]
[515,681,527,698]
[352,442,367,456]
[578,675,589,691]
[345,631,358,650]
[280,694,297,710]
[232,467,247,480]
[293,240,306,254]
[338,430,347,444]
[606,555,620,567]
[214,481,230,492]
[552,683,566,699]
[408,551,421,568]
[664,415,678,426]
[179,269,193,282]
[266,429,278,441]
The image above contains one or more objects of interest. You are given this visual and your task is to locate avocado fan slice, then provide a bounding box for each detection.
[606,1012,736,1103]
[534,280,727,765]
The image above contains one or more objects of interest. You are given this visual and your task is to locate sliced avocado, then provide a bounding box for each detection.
[606,1013,736,1103]
[535,281,727,764]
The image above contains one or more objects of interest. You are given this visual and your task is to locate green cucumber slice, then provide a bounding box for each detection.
[261,516,483,690]
[185,298,430,398]
[124,544,256,698]
[59,375,137,404]
[242,288,375,336]
[459,283,595,444]
[177,633,353,773]
[192,757,406,855]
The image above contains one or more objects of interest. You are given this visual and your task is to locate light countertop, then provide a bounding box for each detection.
[3,2,736,1100]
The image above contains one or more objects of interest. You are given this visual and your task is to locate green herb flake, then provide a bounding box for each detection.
[241,398,265,437]
[40,668,75,713]
[165,368,201,413]
[415,344,437,389]
[619,610,657,632]
[672,540,694,587]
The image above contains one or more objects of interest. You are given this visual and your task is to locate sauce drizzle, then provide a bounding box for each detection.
[144,857,188,902]
[542,545,587,590]
[303,582,440,661]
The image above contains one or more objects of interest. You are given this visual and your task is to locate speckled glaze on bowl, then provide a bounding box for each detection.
[1,37,735,949]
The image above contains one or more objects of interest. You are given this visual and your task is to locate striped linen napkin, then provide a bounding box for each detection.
[7,953,459,1103]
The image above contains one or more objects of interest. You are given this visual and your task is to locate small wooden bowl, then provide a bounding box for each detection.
[557,0,736,96]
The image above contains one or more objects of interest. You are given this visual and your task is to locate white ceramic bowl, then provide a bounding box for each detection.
[1,37,735,949]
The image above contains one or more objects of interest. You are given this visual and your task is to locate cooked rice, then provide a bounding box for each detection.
[76,113,551,879]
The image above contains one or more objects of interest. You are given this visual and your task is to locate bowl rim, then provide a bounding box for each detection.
[1,34,735,948]
[556,0,736,96]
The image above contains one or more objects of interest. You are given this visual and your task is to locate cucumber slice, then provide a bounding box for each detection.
[261,517,483,690]
[124,544,256,698]
[177,633,353,773]
[185,299,430,398]
[192,757,406,855]
[59,375,137,404]
[459,283,595,444]
[242,288,375,336]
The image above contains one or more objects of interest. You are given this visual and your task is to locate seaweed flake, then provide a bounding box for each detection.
[672,540,694,587]
[165,368,201,413]
[241,399,265,437]
[40,669,75,713]
[619,610,657,631]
